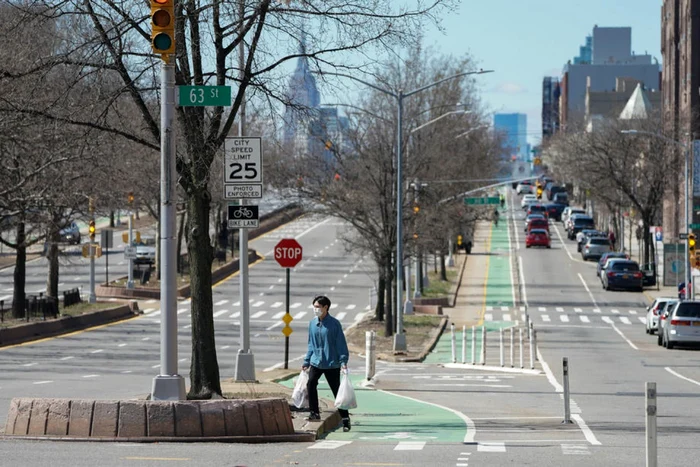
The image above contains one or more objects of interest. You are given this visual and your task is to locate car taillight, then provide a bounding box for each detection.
[670,319,691,326]
[607,272,615,277]
[633,272,642,278]
[652,306,659,316]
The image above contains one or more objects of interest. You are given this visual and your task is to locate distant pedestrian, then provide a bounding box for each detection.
[499,193,505,208]
[303,295,351,432]
[493,208,499,227]
[608,230,616,251]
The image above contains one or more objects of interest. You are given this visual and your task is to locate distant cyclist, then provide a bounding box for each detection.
[499,194,505,208]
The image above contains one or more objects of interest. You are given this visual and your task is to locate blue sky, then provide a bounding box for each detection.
[421,0,662,146]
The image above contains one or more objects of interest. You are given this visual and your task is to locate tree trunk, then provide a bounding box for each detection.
[186,188,222,399]
[109,210,115,228]
[375,271,385,321]
[439,250,447,281]
[176,210,186,274]
[46,229,60,300]
[12,223,27,319]
[419,253,424,294]
[384,256,393,338]
[433,252,438,273]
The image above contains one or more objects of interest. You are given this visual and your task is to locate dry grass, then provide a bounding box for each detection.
[1,301,120,329]
[345,313,444,356]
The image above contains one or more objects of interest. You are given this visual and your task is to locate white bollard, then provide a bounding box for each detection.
[365,331,376,381]
[480,326,486,365]
[450,323,456,363]
[533,329,538,361]
[471,325,476,365]
[646,382,657,467]
[519,328,524,369]
[461,325,467,364]
[529,325,535,369]
[499,328,504,367]
[563,357,573,424]
[510,327,514,367]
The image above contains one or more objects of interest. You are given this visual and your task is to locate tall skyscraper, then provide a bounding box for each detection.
[542,77,561,139]
[494,113,528,160]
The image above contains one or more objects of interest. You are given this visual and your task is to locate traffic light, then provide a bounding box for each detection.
[127,191,134,205]
[413,232,419,239]
[151,0,175,55]
[457,235,463,246]
[88,220,96,241]
[413,202,420,215]
[689,233,696,258]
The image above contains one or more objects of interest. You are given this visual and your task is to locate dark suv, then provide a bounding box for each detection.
[568,216,595,239]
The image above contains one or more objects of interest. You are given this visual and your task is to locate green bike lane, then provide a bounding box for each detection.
[280,373,469,442]
[424,202,516,365]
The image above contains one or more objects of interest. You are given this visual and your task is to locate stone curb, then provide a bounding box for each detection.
[4,397,303,442]
[448,253,469,308]
[0,303,139,348]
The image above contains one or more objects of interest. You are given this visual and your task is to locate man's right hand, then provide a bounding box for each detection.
[302,366,308,371]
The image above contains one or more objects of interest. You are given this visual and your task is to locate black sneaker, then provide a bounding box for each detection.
[306,412,321,421]
[342,418,351,432]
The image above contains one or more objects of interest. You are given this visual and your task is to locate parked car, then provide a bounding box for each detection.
[600,259,643,291]
[544,203,566,221]
[567,215,595,240]
[658,301,679,345]
[576,229,603,251]
[526,229,551,248]
[646,297,676,335]
[552,192,569,206]
[135,235,156,265]
[521,194,538,209]
[581,237,611,261]
[561,207,586,225]
[516,181,534,195]
[661,301,700,349]
[58,221,81,245]
[597,252,629,276]
[547,185,566,200]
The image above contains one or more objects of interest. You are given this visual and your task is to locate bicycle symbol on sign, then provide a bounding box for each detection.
[233,207,254,219]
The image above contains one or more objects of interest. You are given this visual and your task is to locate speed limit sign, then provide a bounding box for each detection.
[224,137,263,199]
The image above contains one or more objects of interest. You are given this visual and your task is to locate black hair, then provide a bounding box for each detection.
[313,295,331,310]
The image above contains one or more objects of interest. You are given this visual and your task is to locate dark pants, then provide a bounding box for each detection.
[307,365,349,418]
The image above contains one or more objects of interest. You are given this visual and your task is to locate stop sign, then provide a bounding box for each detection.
[274,238,303,268]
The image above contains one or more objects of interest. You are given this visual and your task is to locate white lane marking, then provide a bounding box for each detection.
[221,345,230,350]
[23,362,38,367]
[518,256,528,307]
[149,310,162,317]
[500,306,509,311]
[233,301,241,306]
[214,300,228,306]
[177,308,188,315]
[269,285,274,290]
[118,343,127,347]
[394,442,426,451]
[90,349,104,354]
[485,313,493,321]
[142,308,155,314]
[580,316,590,323]
[308,440,352,450]
[336,312,347,321]
[142,337,150,341]
[252,301,265,307]
[486,306,493,311]
[0,295,11,301]
[337,280,342,284]
[355,312,366,321]
[330,286,335,291]
[272,312,285,320]
[121,370,132,374]
[251,311,267,319]
[574,308,582,313]
[593,309,601,313]
[665,367,700,387]
[577,273,600,310]
[293,311,307,319]
[562,444,591,455]
[146,299,157,304]
[503,313,512,321]
[602,317,613,324]
[629,310,637,314]
[377,389,476,443]
[82,374,100,378]
[213,309,229,318]
[151,364,160,369]
[278,278,283,283]
[477,442,506,452]
[542,315,551,322]
[230,311,241,318]
[619,317,631,325]
[296,217,333,240]
[560,315,569,323]
[33,381,53,385]
[291,302,301,309]
[611,309,620,314]
[343,274,348,278]
[266,321,283,331]
[271,302,283,308]
[505,197,516,307]
[538,307,546,312]
[639,317,647,324]
[178,358,187,363]
[609,321,638,350]
[345,304,356,310]
[571,414,602,446]
[556,307,564,312]
[537,348,563,392]
[60,356,74,360]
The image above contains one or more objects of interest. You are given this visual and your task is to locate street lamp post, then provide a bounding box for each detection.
[621,129,691,297]
[319,69,493,350]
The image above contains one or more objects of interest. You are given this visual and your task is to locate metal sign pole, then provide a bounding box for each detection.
[127,213,134,289]
[284,267,290,370]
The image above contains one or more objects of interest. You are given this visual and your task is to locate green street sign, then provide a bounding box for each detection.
[178,85,231,107]
[689,223,700,230]
[464,197,500,206]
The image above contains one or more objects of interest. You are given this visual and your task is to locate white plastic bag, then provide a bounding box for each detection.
[334,370,358,410]
[291,369,309,409]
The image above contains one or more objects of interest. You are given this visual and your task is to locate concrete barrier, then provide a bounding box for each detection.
[0,303,138,347]
[4,397,306,442]
[413,305,443,315]
[413,297,450,307]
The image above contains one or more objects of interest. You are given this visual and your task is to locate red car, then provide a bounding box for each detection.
[526,229,551,248]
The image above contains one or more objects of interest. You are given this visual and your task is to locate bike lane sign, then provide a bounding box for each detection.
[228,204,259,229]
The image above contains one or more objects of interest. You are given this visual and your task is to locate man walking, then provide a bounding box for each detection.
[303,295,351,432]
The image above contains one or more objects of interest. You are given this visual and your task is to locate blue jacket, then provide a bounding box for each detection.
[303,314,349,369]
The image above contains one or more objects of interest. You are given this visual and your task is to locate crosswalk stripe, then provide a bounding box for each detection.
[574,308,582,313]
[560,315,569,322]
[628,310,637,315]
[272,312,285,320]
[291,302,302,309]
[394,441,425,451]
[252,301,265,307]
[611,309,620,314]
[214,300,228,306]
[177,308,188,315]
[354,312,366,321]
[485,313,494,321]
[562,444,590,455]
[620,316,631,325]
[150,310,161,317]
[486,306,493,311]
[542,314,551,322]
[232,301,241,306]
[230,311,241,318]
[213,309,229,318]
[593,309,601,313]
[271,302,283,308]
[519,306,526,311]
[477,442,506,452]
[335,312,347,321]
[556,307,564,312]
[602,316,613,324]
[143,308,156,314]
[500,306,508,311]
[580,316,590,323]
[639,317,647,324]
[345,304,356,310]
[251,311,267,319]
[538,307,546,312]
[308,440,352,450]
[503,313,512,321]
[294,311,307,320]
